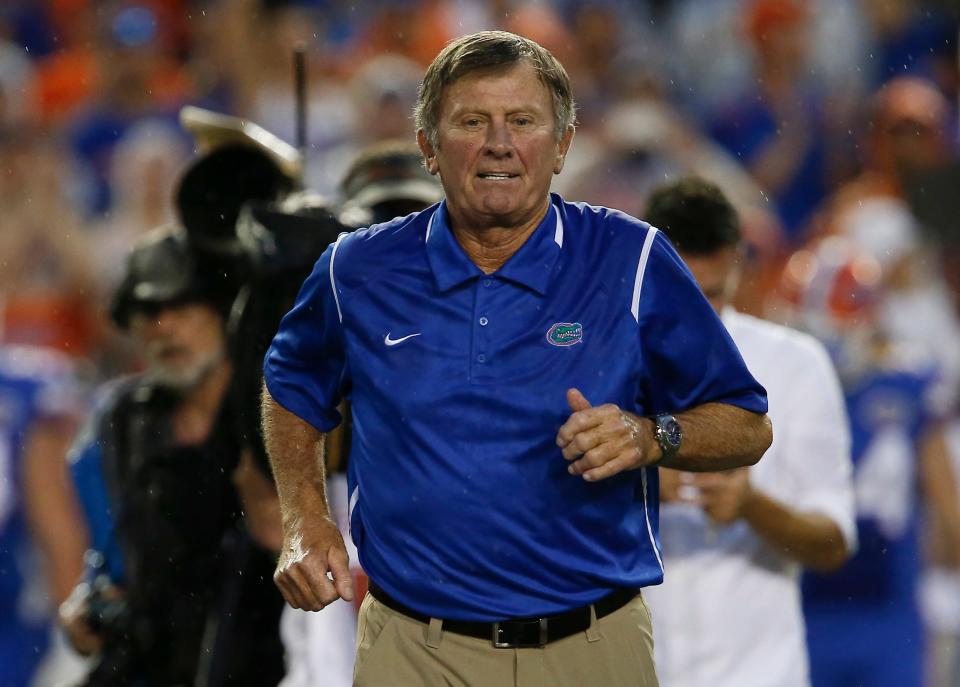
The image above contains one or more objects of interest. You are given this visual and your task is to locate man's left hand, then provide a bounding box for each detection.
[556,388,658,481]
[692,469,752,524]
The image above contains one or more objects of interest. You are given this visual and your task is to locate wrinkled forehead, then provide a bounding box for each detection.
[439,61,555,112]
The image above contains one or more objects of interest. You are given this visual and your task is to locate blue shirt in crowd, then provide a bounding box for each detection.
[710,93,830,243]
[0,346,79,684]
[803,357,941,687]
[264,194,767,621]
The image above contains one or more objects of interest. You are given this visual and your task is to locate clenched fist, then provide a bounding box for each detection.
[556,388,660,481]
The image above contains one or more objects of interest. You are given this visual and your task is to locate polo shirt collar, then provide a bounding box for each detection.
[426,195,564,295]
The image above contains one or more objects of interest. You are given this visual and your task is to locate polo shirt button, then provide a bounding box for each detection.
[479,317,489,326]
[482,279,492,288]
[477,354,486,363]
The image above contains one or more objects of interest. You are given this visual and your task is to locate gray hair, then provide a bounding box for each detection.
[414,31,577,149]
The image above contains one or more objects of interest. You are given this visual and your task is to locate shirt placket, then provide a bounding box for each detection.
[470,276,496,381]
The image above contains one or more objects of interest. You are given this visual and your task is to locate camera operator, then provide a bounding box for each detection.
[60,226,285,686]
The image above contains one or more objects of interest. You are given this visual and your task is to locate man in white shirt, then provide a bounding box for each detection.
[642,177,857,687]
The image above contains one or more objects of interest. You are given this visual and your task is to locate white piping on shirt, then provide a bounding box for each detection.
[631,226,664,573]
[640,468,665,573]
[348,485,359,529]
[553,205,564,247]
[630,227,659,323]
[329,232,349,323]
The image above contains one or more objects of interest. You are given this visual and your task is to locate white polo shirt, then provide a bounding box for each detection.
[645,309,857,687]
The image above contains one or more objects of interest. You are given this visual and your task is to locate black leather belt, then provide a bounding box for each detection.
[368,582,638,648]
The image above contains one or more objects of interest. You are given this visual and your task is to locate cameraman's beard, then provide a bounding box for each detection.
[145,346,225,392]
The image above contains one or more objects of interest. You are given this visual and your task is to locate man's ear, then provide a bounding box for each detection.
[553,126,575,175]
[417,130,439,175]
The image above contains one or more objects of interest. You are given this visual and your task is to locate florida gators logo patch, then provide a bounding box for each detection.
[546,322,583,347]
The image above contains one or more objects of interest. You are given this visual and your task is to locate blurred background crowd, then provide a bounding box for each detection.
[2,0,959,380]
[1,0,960,685]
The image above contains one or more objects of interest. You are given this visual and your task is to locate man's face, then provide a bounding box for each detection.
[680,247,740,315]
[128,301,225,390]
[418,61,573,232]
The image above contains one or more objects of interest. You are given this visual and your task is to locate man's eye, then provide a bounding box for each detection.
[465,118,481,127]
[514,117,530,126]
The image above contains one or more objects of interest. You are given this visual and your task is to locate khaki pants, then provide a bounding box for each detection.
[353,592,660,687]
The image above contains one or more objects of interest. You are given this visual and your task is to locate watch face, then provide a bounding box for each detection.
[660,417,682,448]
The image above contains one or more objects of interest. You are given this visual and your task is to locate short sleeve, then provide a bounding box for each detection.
[635,232,768,415]
[777,340,858,550]
[263,241,348,432]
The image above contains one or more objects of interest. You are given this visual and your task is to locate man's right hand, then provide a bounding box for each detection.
[274,513,354,611]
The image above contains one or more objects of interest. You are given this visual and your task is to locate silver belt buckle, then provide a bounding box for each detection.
[491,618,548,648]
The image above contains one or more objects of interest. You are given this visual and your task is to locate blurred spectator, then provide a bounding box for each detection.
[180,0,268,113]
[0,12,36,128]
[808,76,960,404]
[354,0,453,67]
[562,98,769,222]
[788,237,960,687]
[307,53,425,193]
[228,0,434,197]
[554,3,661,129]
[64,1,192,215]
[0,344,88,686]
[666,0,870,116]
[28,0,194,127]
[708,0,855,242]
[28,0,99,128]
[559,95,783,315]
[644,177,856,687]
[0,130,100,358]
[231,1,355,196]
[89,118,191,292]
[501,1,579,65]
[862,0,959,91]
[81,118,192,379]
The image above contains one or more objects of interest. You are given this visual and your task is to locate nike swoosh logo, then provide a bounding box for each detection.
[384,332,421,347]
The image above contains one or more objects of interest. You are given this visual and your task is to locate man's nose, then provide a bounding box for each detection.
[484,120,514,156]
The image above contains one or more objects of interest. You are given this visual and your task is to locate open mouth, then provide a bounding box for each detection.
[477,172,518,180]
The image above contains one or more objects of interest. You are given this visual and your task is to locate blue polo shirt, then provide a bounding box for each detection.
[264,194,767,621]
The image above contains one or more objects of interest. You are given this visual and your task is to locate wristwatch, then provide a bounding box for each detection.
[652,414,682,463]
